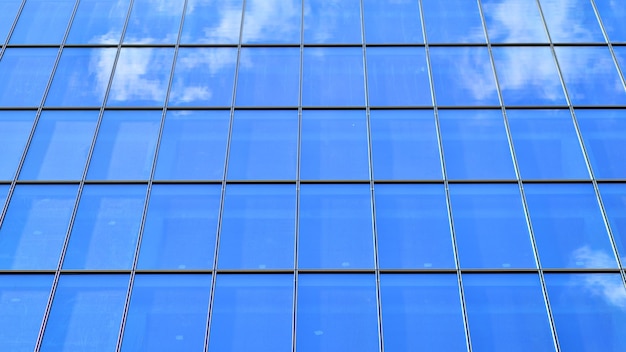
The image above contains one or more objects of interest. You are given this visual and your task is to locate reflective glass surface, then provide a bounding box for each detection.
[304,0,362,44]
[180,0,242,44]
[9,0,74,44]
[576,109,626,179]
[482,0,547,43]
[66,0,131,44]
[124,0,184,44]
[362,0,423,44]
[0,48,57,107]
[422,0,485,43]
[0,0,21,43]
[598,184,626,265]
[594,0,626,42]
[0,185,8,208]
[0,111,35,180]
[540,0,604,43]
[242,0,300,44]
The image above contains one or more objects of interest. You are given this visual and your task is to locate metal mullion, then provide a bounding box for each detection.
[0,0,26,59]
[589,0,626,97]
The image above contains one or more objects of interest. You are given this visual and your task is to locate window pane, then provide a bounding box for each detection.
[540,0,604,43]
[9,0,74,44]
[422,0,485,43]
[242,0,300,44]
[66,0,129,44]
[482,0,547,43]
[123,0,184,44]
[0,111,35,180]
[576,109,626,179]
[362,0,423,44]
[0,0,21,43]
[0,48,57,107]
[180,0,242,44]
[598,184,626,266]
[594,0,626,42]
[304,0,361,44]
[0,185,8,208]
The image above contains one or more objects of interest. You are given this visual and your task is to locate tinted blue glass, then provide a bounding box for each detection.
[219,185,295,269]
[0,185,8,208]
[107,48,175,106]
[366,47,431,106]
[154,110,229,180]
[242,0,300,44]
[492,47,566,106]
[236,48,299,106]
[40,275,128,352]
[555,47,626,105]
[0,275,52,352]
[63,185,146,270]
[576,109,626,179]
[124,0,184,44]
[0,0,21,43]
[429,47,499,106]
[304,0,361,44]
[66,0,130,44]
[297,274,378,352]
[422,0,485,43]
[209,274,292,352]
[463,274,554,352]
[375,184,455,269]
[9,0,74,44]
[540,0,604,43]
[302,48,365,106]
[362,0,422,44]
[594,0,626,42]
[545,273,626,351]
[450,184,535,268]
[439,110,516,180]
[121,274,211,351]
[525,184,617,269]
[370,110,442,180]
[20,111,98,180]
[0,111,35,180]
[299,184,374,269]
[228,110,297,180]
[482,0,547,43]
[598,184,626,265]
[0,48,57,107]
[168,48,237,106]
[138,185,221,269]
[180,0,242,44]
[87,111,161,180]
[507,109,589,179]
[301,110,369,181]
[380,274,466,351]
[0,185,77,269]
[615,46,626,84]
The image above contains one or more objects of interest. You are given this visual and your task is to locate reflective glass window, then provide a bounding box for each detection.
[0,111,35,180]
[362,0,422,44]
[154,110,229,180]
[87,110,161,181]
[0,0,21,43]
[482,0,548,43]
[576,109,626,179]
[66,0,130,44]
[63,185,146,270]
[463,274,555,352]
[0,48,57,107]
[242,0,300,44]
[209,274,292,352]
[9,0,74,44]
[594,0,626,42]
[598,184,626,265]
[370,110,442,180]
[227,110,297,180]
[301,110,369,181]
[121,274,211,351]
[0,185,78,270]
[304,0,361,44]
[138,185,221,270]
[615,46,626,85]
[439,110,516,180]
[236,48,300,106]
[429,47,499,106]
[296,274,378,352]
[422,0,485,43]
[524,183,617,269]
[124,0,185,44]
[302,48,365,106]
[298,184,374,269]
[40,274,128,352]
[0,185,8,208]
[540,0,604,43]
[507,109,589,179]
[375,184,455,269]
[180,0,242,44]
[219,185,295,269]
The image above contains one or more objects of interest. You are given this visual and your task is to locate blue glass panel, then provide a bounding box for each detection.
[482,0,548,43]
[524,184,617,269]
[0,0,21,43]
[87,111,161,180]
[168,47,237,107]
[0,111,35,180]
[154,110,229,180]
[380,274,466,351]
[0,185,77,269]
[304,0,361,44]
[375,184,455,269]
[555,47,626,105]
[9,0,74,44]
[370,110,442,180]
[180,0,242,44]
[236,48,300,106]
[366,47,431,106]
[302,48,365,106]
[107,48,175,106]
[439,110,516,180]
[463,274,555,352]
[492,47,566,106]
[298,185,374,269]
[63,185,146,270]
[450,184,535,268]
[227,110,297,180]
[209,274,292,352]
[507,109,589,179]
[300,110,369,181]
[297,274,378,352]
[422,0,485,43]
[66,0,130,44]
[545,273,626,351]
[40,274,128,352]
[540,0,604,43]
[362,0,422,44]
[20,111,98,180]
[242,0,300,44]
[121,274,211,351]
[138,185,220,270]
[0,275,52,352]
[219,185,295,269]
[615,46,626,84]
[576,109,626,179]
[429,47,499,106]
[0,48,57,107]
[594,0,626,42]
[598,184,626,266]
[124,0,184,44]
[0,185,8,208]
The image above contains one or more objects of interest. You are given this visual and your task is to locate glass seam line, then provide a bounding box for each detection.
[589,0,626,91]
[0,0,26,59]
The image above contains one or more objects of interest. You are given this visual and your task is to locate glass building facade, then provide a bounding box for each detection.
[1,0,626,351]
